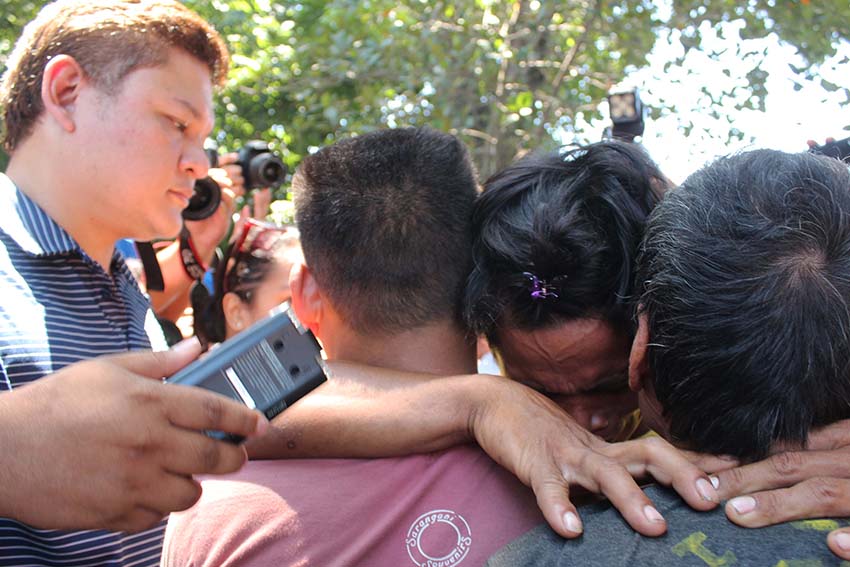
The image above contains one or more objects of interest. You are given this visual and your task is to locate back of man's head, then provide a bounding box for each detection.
[0,0,227,152]
[292,127,478,334]
[638,149,850,460]
[464,141,668,343]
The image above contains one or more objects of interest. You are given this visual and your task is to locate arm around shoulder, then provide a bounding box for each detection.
[245,361,484,458]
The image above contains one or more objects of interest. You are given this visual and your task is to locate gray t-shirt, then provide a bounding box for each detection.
[487,485,850,566]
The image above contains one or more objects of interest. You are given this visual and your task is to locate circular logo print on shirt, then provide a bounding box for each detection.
[405,509,472,567]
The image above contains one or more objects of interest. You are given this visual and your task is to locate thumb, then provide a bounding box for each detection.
[828,527,850,559]
[104,337,202,379]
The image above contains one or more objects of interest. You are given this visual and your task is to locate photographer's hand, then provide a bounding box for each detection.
[215,152,245,198]
[0,338,267,533]
[217,152,273,220]
[807,137,836,149]
[183,184,235,261]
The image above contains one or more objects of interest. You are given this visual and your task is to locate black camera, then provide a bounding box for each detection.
[183,141,287,221]
[808,136,850,163]
[237,140,288,190]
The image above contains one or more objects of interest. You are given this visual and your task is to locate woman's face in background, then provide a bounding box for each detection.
[493,318,640,441]
[225,243,303,338]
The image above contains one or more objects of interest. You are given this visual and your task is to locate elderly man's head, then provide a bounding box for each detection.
[630,149,850,460]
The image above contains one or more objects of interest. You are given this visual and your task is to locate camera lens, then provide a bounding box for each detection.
[238,141,288,190]
[248,154,286,189]
[182,176,222,221]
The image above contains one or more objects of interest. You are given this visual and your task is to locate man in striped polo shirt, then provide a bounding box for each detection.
[0,1,269,565]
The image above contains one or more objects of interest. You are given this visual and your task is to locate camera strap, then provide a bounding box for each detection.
[179,226,208,281]
[136,241,165,292]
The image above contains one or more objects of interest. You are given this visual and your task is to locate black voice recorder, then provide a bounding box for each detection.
[167,303,328,443]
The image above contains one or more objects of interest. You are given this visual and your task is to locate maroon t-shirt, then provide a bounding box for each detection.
[164,445,543,567]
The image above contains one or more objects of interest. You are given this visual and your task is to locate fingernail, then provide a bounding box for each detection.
[709,475,720,489]
[835,532,850,551]
[643,505,665,523]
[729,496,756,516]
[563,511,583,534]
[696,478,718,503]
[254,413,270,436]
[171,336,201,355]
[590,414,608,430]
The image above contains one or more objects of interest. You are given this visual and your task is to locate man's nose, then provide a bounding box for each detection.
[181,143,210,180]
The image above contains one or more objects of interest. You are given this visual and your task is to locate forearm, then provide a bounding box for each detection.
[245,361,488,459]
[148,241,194,316]
[248,361,726,541]
[0,388,32,521]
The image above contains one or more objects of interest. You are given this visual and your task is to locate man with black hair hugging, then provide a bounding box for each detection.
[486,148,850,565]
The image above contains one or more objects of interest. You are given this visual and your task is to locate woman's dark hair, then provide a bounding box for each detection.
[192,227,298,345]
[464,140,670,344]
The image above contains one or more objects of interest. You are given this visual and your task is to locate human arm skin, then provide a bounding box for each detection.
[251,187,273,220]
[0,340,267,533]
[711,418,850,560]
[247,363,727,538]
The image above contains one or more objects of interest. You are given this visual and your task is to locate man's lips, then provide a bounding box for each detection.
[169,188,194,206]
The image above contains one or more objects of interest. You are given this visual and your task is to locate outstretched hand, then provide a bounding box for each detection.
[470,377,728,538]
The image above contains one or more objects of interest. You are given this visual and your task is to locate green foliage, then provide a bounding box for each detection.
[669,0,850,65]
[1,0,848,179]
[180,0,850,179]
[186,0,663,179]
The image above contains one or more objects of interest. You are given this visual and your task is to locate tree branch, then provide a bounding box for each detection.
[551,0,602,89]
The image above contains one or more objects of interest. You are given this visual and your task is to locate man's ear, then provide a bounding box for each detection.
[628,311,651,392]
[41,54,86,133]
[289,262,322,334]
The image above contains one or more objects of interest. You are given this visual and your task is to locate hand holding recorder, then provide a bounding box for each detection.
[0,339,268,533]
[168,303,328,443]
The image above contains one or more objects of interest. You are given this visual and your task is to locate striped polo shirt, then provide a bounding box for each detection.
[0,173,168,566]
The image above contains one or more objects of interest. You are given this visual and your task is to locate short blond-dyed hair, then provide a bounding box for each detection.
[0,0,229,152]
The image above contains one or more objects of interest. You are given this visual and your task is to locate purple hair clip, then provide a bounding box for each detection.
[523,271,562,300]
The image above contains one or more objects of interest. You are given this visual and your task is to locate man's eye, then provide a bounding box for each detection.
[167,116,188,132]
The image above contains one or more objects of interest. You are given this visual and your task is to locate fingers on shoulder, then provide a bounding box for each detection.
[726,477,850,528]
[827,527,850,560]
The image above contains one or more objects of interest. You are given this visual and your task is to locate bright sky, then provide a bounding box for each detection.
[576,17,850,184]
